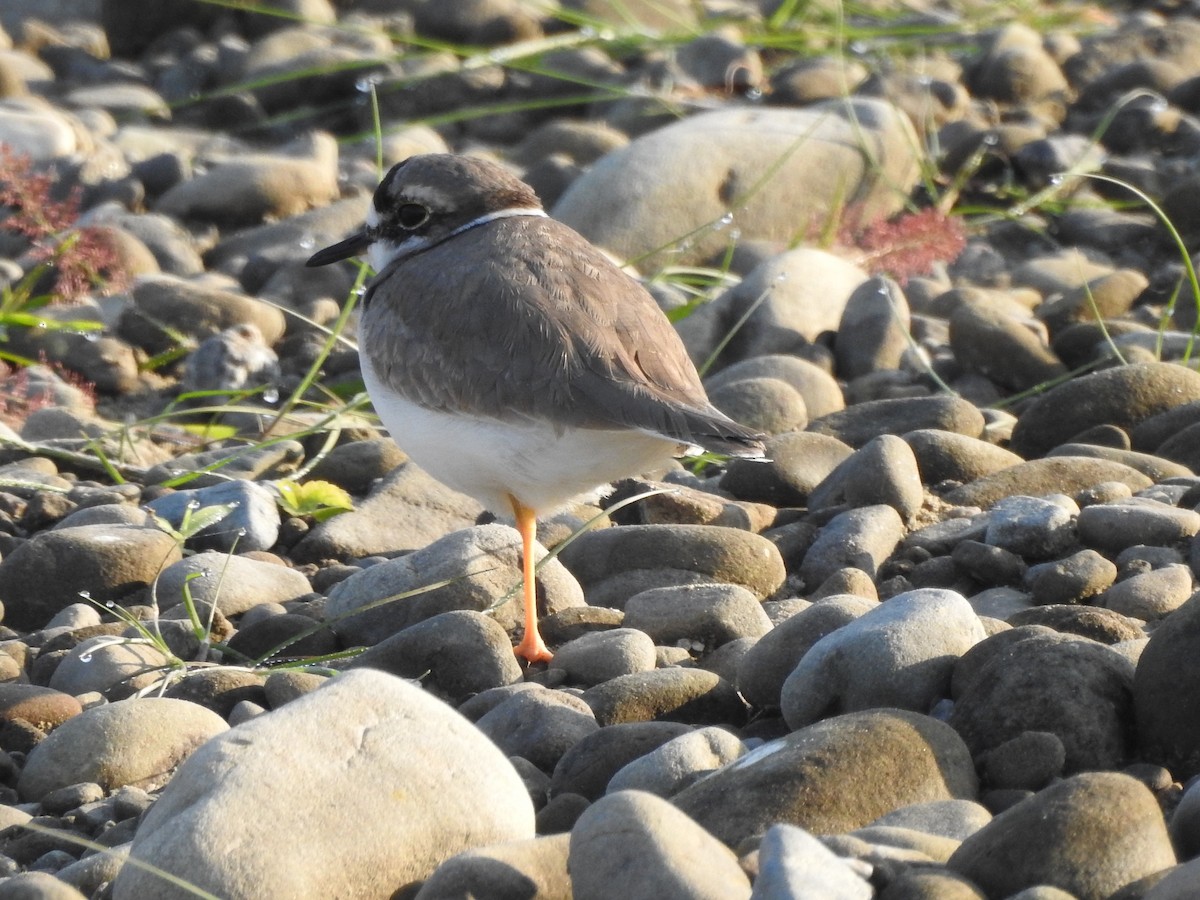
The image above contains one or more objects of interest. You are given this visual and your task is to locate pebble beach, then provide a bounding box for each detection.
[2,0,1200,897]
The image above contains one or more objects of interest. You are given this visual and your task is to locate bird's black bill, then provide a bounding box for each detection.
[305,231,370,267]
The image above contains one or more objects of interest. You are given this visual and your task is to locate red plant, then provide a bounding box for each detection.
[0,147,127,302]
[0,360,97,429]
[841,206,967,285]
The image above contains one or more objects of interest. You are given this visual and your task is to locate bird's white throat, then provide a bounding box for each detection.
[365,205,548,272]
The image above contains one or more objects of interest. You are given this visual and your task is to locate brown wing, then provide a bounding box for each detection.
[360,216,763,455]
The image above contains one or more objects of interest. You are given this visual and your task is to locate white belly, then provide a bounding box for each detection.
[362,361,681,515]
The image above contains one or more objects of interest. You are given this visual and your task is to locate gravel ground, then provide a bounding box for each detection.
[3,0,1200,897]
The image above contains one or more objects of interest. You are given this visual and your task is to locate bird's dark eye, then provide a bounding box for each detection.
[396,203,430,230]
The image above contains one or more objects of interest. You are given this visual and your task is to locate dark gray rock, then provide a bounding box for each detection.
[949,632,1134,773]
[947,773,1175,899]
[581,669,746,727]
[673,709,978,847]
[1010,363,1200,459]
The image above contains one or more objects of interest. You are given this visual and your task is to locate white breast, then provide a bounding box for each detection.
[361,357,681,515]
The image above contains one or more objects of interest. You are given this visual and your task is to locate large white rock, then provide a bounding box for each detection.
[553,97,920,270]
[113,669,535,899]
[782,588,987,729]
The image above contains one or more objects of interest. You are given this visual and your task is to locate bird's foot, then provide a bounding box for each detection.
[514,632,553,664]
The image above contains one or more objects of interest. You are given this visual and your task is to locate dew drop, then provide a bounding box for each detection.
[298,233,316,251]
[354,285,367,298]
[744,87,763,102]
[982,133,999,147]
[78,590,91,600]
[186,499,202,510]
[355,73,381,93]
[78,653,93,664]
[728,228,742,241]
[1048,173,1065,186]
[237,527,248,537]
[262,386,280,404]
[105,600,116,608]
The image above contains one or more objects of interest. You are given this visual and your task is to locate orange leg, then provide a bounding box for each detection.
[509,496,553,663]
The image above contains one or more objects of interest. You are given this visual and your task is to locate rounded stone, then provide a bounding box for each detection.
[557,524,786,610]
[345,610,523,705]
[580,669,745,727]
[979,731,1067,791]
[903,429,1024,486]
[810,434,924,522]
[753,823,874,899]
[606,726,745,798]
[705,354,844,420]
[835,276,911,380]
[118,274,286,355]
[946,457,1152,508]
[721,431,854,506]
[0,525,182,631]
[112,670,534,899]
[1077,500,1200,553]
[950,302,1067,392]
[781,589,985,729]
[672,709,978,847]
[326,524,584,647]
[550,722,693,800]
[154,552,313,618]
[569,791,751,900]
[414,834,571,900]
[1023,549,1117,606]
[984,495,1076,560]
[18,698,228,801]
[808,396,986,449]
[554,99,918,270]
[0,684,82,732]
[1134,592,1200,778]
[737,595,876,711]
[549,628,657,687]
[1010,363,1200,459]
[799,505,906,587]
[622,583,772,651]
[947,773,1175,899]
[949,632,1134,773]
[707,376,808,436]
[1100,564,1194,621]
[473,688,599,774]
